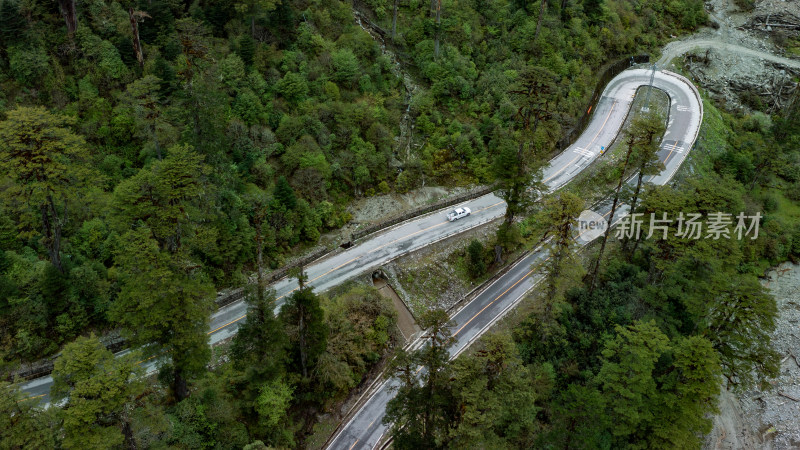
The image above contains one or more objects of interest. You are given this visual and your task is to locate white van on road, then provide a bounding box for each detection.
[447,207,471,222]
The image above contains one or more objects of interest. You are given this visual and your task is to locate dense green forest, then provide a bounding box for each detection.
[0,0,706,366]
[383,85,800,449]
[5,0,794,448]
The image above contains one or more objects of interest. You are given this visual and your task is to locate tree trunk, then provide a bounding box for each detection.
[42,195,64,273]
[255,219,264,292]
[749,160,770,191]
[154,134,162,160]
[589,144,634,293]
[629,170,645,219]
[121,417,137,450]
[173,369,189,401]
[494,244,503,264]
[129,8,144,68]
[622,170,645,255]
[534,0,547,42]
[57,0,78,35]
[298,305,308,378]
[434,0,441,59]
[392,0,399,41]
[503,142,527,226]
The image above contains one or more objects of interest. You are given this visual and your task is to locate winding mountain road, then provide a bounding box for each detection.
[16,66,696,409]
[325,67,703,450]
[17,67,699,411]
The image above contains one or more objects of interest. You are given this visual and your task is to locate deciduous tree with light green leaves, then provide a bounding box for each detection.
[51,334,144,449]
[254,378,293,428]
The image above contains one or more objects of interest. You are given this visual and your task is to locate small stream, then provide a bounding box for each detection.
[353,9,418,161]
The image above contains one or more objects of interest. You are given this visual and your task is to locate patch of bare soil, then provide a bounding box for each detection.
[347,186,456,225]
[745,1,800,41]
[683,48,799,114]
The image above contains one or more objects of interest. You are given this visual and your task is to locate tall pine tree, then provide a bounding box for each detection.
[111,226,215,401]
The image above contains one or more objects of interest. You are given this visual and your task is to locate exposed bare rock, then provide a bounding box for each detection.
[705,262,800,450]
[683,48,799,113]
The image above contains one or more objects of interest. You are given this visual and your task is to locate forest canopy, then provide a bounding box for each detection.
[9,0,794,449]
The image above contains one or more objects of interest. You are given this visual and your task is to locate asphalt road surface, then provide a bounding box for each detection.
[325,67,702,450]
[17,68,701,411]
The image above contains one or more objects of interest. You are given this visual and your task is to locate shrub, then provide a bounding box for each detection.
[331,48,360,86]
[8,45,50,86]
[276,72,308,103]
[467,239,486,278]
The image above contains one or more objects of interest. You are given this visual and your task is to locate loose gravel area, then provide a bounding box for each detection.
[705,262,800,450]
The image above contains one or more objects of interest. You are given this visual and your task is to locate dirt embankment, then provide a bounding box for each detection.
[372,276,420,341]
[660,0,800,114]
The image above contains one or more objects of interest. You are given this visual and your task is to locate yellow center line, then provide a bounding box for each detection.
[326,125,678,423]
[208,315,248,334]
[134,354,158,365]
[544,100,617,183]
[452,208,617,339]
[453,256,550,337]
[661,139,679,165]
[17,393,46,403]
[13,200,514,402]
[20,165,635,402]
[19,93,676,403]
[348,439,359,450]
